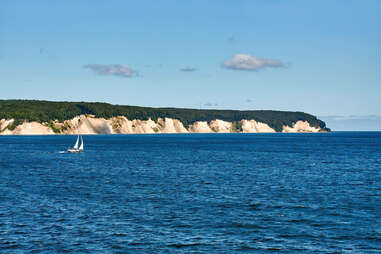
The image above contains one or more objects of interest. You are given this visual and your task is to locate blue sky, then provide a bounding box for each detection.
[1,1,381,129]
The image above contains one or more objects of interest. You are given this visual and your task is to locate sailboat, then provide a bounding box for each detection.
[68,135,84,153]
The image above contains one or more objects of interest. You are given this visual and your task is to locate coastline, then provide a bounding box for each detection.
[1,115,326,135]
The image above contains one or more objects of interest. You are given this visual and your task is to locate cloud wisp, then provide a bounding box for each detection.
[84,64,138,78]
[204,102,218,107]
[320,115,381,121]
[180,67,197,72]
[221,54,284,71]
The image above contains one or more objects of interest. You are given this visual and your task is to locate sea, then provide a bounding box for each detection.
[0,132,380,253]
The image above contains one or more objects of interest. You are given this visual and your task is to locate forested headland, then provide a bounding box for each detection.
[0,100,330,132]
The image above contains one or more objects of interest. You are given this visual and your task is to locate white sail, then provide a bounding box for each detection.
[79,136,84,151]
[73,135,79,149]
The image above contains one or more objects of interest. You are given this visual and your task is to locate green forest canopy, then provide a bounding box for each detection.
[0,100,329,132]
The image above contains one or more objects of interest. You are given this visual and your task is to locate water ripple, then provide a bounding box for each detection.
[0,133,380,253]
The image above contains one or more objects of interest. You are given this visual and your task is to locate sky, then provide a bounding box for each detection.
[1,0,381,130]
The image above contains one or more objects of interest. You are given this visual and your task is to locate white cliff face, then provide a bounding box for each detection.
[1,129,13,135]
[172,119,188,133]
[282,120,321,133]
[110,116,133,134]
[12,122,55,135]
[71,115,113,134]
[55,115,113,134]
[132,119,157,134]
[157,118,188,133]
[189,121,213,133]
[241,119,275,133]
[0,119,14,132]
[0,116,324,135]
[209,119,232,133]
[0,119,14,135]
[65,116,158,134]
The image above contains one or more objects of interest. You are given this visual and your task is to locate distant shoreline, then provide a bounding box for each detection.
[0,100,330,134]
[1,115,326,135]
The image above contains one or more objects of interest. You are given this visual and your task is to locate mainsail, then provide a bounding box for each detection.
[79,136,84,151]
[73,135,79,149]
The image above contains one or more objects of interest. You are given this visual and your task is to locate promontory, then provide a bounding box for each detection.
[0,100,330,135]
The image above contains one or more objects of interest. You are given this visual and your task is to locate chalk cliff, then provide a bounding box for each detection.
[0,119,14,133]
[241,120,275,133]
[0,115,327,135]
[282,120,321,133]
[189,121,213,133]
[12,122,55,135]
[157,118,188,133]
[209,119,232,133]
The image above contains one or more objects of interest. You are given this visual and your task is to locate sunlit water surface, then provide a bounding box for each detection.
[0,132,380,253]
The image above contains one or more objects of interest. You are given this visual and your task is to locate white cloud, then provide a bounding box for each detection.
[84,64,138,78]
[221,54,284,71]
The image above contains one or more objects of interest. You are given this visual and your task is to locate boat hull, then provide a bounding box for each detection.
[67,149,83,153]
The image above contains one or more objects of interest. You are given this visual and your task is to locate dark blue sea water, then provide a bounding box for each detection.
[0,132,380,253]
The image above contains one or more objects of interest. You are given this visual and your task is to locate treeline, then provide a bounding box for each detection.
[0,100,329,132]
